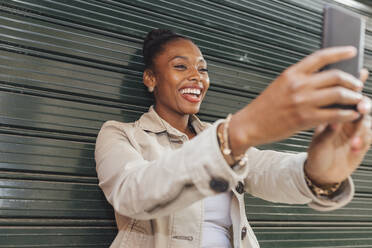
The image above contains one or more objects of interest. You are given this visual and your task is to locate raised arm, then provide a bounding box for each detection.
[224,47,370,203]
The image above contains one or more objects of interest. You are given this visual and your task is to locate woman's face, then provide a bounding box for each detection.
[146,39,210,116]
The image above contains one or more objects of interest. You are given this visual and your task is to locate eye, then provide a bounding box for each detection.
[199,68,208,73]
[174,64,187,70]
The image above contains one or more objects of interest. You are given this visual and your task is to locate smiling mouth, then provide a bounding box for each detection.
[179,87,202,103]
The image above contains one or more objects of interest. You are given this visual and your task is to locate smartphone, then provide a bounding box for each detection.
[322,4,365,110]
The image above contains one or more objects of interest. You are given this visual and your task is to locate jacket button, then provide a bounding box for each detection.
[235,181,245,194]
[209,178,229,192]
[241,226,247,240]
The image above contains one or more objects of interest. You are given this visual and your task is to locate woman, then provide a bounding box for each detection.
[95,29,372,248]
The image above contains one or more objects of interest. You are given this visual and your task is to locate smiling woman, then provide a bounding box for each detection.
[142,30,210,138]
[94,29,372,248]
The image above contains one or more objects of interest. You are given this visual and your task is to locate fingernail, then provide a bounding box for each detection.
[355,79,363,89]
[346,46,357,55]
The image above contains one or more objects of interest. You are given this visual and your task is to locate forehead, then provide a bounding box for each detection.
[160,39,204,61]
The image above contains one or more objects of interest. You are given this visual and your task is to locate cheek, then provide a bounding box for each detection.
[156,73,182,99]
[168,72,184,86]
[203,76,210,91]
[160,71,182,86]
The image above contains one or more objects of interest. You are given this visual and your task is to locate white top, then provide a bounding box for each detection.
[202,192,233,248]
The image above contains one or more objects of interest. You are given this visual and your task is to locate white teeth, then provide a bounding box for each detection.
[180,88,201,95]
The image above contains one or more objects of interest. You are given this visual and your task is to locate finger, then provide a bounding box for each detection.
[357,96,372,115]
[351,115,372,152]
[348,115,367,151]
[314,108,360,124]
[298,87,363,107]
[359,68,369,83]
[305,69,363,91]
[292,46,356,74]
[351,136,362,152]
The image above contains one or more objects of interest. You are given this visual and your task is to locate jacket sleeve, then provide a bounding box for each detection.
[95,120,249,220]
[244,147,354,211]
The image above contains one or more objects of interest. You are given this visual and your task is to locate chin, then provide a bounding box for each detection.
[180,104,201,115]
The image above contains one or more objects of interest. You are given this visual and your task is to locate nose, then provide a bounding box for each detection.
[188,67,201,82]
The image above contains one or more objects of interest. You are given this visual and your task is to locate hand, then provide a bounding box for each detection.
[305,69,372,186]
[229,46,364,156]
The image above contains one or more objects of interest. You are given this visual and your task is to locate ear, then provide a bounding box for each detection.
[143,69,156,89]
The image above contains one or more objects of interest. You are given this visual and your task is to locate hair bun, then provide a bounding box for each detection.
[145,29,176,42]
[143,29,175,56]
[142,29,188,68]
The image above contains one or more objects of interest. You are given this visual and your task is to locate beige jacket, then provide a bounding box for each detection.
[95,106,354,248]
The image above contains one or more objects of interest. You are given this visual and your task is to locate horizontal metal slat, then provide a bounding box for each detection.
[0,91,140,136]
[0,133,95,175]
[0,179,113,219]
[0,0,312,72]
[0,227,115,248]
[2,1,371,96]
[107,0,319,53]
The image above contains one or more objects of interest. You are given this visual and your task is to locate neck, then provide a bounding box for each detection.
[154,105,192,136]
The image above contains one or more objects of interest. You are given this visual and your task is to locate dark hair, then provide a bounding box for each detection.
[142,29,190,69]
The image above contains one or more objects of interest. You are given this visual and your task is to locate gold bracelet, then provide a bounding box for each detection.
[304,172,342,197]
[217,114,248,167]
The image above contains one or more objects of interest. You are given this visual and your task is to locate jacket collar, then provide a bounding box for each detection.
[137,105,209,137]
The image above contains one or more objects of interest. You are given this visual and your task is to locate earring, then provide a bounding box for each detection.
[148,86,154,92]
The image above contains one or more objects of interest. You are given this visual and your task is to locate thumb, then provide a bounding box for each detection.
[314,124,327,136]
[350,115,370,152]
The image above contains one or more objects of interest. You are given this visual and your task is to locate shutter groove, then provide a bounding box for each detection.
[0,0,371,247]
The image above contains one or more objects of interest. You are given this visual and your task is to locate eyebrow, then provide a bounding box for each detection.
[169,56,206,64]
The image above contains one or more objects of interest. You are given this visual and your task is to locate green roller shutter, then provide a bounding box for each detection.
[0,0,371,247]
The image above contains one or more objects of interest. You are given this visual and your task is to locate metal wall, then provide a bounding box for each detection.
[0,0,371,247]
